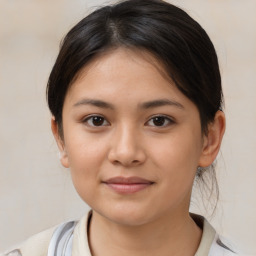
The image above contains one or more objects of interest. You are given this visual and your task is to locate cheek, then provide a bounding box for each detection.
[63,131,108,195]
[152,141,199,208]
[64,123,108,165]
[151,130,202,185]
[67,145,103,205]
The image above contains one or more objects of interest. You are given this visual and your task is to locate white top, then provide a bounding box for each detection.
[1,211,246,256]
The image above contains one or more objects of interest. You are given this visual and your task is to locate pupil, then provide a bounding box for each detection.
[153,117,165,126]
[92,116,104,126]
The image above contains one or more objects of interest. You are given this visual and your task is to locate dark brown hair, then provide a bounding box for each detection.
[47,0,223,134]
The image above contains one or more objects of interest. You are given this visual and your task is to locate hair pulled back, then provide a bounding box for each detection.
[47,0,223,136]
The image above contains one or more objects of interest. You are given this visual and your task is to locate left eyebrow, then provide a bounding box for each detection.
[139,99,184,109]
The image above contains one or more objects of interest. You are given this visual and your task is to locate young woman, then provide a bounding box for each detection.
[2,0,241,255]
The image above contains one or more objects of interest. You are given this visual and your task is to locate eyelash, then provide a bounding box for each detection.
[82,115,175,128]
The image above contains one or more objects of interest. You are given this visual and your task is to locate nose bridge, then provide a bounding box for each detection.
[108,122,145,166]
[114,122,138,156]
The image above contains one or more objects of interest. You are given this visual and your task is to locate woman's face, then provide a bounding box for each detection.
[55,49,209,226]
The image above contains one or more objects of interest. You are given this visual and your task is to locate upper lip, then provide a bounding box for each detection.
[103,176,154,184]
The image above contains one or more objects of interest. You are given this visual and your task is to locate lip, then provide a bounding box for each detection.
[103,176,154,194]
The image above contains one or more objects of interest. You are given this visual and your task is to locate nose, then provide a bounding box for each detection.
[108,125,146,167]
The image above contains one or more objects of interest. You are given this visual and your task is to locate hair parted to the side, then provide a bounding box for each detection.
[46,0,224,212]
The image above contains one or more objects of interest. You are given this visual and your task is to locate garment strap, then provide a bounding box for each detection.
[47,221,77,256]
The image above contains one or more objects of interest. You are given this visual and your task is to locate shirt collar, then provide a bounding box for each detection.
[72,210,216,256]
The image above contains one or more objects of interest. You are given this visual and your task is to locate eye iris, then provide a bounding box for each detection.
[92,116,104,126]
[153,117,165,126]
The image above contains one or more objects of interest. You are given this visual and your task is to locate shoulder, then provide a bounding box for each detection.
[1,226,56,256]
[1,219,79,256]
[191,213,247,256]
[1,211,92,256]
[209,234,249,256]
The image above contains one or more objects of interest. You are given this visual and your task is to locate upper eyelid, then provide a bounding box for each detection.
[146,114,174,121]
[82,114,107,121]
[83,114,104,119]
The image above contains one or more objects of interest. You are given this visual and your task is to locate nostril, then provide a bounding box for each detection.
[112,159,121,165]
[111,158,141,167]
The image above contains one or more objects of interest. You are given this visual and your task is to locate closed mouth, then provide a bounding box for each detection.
[103,176,154,194]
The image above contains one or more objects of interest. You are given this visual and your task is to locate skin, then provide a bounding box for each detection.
[52,48,225,256]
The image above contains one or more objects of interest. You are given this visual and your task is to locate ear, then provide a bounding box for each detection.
[198,110,226,167]
[51,117,70,168]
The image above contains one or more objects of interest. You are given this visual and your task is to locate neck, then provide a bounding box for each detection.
[88,210,202,256]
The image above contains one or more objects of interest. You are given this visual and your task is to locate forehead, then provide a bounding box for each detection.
[67,48,179,99]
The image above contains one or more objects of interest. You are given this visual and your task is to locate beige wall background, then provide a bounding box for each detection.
[0,0,255,254]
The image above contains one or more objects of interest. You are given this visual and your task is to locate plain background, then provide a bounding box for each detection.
[0,0,255,254]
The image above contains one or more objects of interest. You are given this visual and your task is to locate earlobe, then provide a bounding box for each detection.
[51,117,70,168]
[198,110,226,167]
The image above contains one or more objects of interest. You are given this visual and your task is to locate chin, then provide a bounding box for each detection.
[97,203,155,227]
[110,214,152,227]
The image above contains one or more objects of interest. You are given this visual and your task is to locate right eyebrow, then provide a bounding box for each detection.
[73,98,115,109]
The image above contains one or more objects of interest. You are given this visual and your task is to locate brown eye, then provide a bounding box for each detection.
[152,117,165,126]
[91,116,104,126]
[84,115,109,127]
[146,115,174,127]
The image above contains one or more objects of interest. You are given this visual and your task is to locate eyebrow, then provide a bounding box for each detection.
[139,99,184,109]
[73,98,184,110]
[73,99,114,109]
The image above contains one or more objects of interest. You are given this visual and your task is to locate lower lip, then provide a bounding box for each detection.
[105,183,153,194]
